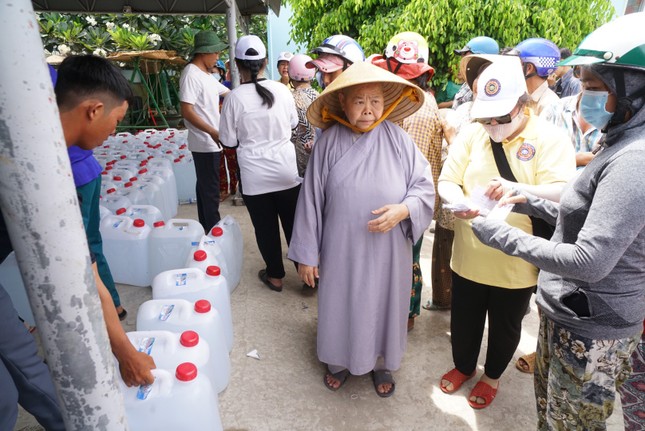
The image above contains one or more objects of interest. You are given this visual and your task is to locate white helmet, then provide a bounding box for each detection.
[312,35,365,66]
[559,12,645,71]
[288,54,316,82]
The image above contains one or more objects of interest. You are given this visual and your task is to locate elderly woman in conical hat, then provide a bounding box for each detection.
[287,61,436,398]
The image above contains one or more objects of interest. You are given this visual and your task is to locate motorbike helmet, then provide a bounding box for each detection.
[515,38,560,77]
[288,54,316,82]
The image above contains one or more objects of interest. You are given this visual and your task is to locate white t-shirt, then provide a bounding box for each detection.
[220,79,299,196]
[179,63,229,153]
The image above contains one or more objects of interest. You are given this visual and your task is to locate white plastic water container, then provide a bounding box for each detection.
[100,216,151,286]
[207,216,243,292]
[100,179,117,197]
[99,205,111,220]
[101,188,132,214]
[146,165,178,218]
[126,329,228,393]
[135,298,227,354]
[0,252,35,326]
[115,159,140,173]
[152,267,232,351]
[110,167,135,182]
[187,240,234,293]
[136,173,171,220]
[148,219,204,278]
[121,364,223,431]
[119,181,154,207]
[173,157,197,204]
[122,205,164,227]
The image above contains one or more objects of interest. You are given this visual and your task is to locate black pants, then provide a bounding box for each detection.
[192,151,221,233]
[243,185,300,279]
[451,271,534,379]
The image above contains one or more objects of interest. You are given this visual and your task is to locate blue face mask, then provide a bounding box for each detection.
[579,90,614,130]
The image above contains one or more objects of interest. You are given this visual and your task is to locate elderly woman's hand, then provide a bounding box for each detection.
[368,204,410,233]
[298,264,319,288]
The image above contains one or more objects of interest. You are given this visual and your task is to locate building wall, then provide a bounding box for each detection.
[266,4,304,81]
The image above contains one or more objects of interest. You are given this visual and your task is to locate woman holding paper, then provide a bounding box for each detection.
[436,56,575,409]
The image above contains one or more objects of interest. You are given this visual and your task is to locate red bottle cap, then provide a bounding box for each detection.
[175,362,197,381]
[180,330,199,347]
[210,227,223,237]
[194,300,211,313]
[124,182,133,188]
[153,221,165,228]
[101,171,108,176]
[105,165,113,170]
[166,150,173,154]
[113,176,122,181]
[206,266,220,277]
[116,208,126,215]
[174,158,181,163]
[133,219,145,228]
[139,168,148,174]
[120,154,127,159]
[129,177,138,182]
[106,188,116,194]
[193,250,207,262]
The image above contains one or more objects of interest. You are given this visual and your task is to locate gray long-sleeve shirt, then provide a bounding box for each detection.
[471,122,645,340]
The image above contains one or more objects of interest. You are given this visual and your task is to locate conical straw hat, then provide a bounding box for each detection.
[307,61,425,130]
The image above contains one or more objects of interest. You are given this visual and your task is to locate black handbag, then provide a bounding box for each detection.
[489,138,555,240]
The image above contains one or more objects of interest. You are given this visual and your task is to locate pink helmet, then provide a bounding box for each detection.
[288,54,316,82]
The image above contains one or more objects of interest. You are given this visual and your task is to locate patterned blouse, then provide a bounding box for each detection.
[397,92,444,219]
[291,86,319,177]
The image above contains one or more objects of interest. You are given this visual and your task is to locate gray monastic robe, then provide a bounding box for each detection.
[288,121,435,375]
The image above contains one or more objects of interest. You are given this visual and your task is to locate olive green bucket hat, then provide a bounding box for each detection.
[192,30,227,55]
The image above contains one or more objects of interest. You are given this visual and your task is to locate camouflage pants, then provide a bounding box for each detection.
[535,314,640,431]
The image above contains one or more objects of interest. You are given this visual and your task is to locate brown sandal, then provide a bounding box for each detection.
[515,352,536,374]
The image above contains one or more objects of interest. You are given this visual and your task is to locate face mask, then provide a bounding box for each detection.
[482,110,525,142]
[579,90,613,130]
[316,71,325,90]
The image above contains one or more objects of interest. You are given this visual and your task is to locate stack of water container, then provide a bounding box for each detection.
[93,129,244,430]
[96,129,200,287]
[97,129,197,205]
[122,216,242,431]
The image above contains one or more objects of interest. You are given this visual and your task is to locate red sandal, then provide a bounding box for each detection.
[468,381,498,409]
[440,368,476,394]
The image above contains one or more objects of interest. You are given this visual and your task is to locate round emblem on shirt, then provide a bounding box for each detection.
[517,143,536,161]
[484,79,501,97]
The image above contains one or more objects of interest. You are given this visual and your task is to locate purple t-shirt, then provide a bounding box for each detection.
[67,146,103,187]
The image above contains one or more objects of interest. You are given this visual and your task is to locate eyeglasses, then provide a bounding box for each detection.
[475,113,514,125]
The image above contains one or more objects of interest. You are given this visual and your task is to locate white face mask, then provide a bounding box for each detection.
[482,110,525,142]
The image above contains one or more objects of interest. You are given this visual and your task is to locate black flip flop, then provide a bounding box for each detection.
[323,369,350,391]
[118,308,128,321]
[258,269,282,292]
[372,370,395,398]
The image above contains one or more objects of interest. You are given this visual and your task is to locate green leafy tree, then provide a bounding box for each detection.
[36,13,265,60]
[288,0,615,89]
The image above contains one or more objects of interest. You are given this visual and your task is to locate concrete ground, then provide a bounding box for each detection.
[16,200,625,431]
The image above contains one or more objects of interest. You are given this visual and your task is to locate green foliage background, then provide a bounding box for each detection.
[288,0,615,89]
[38,13,267,60]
